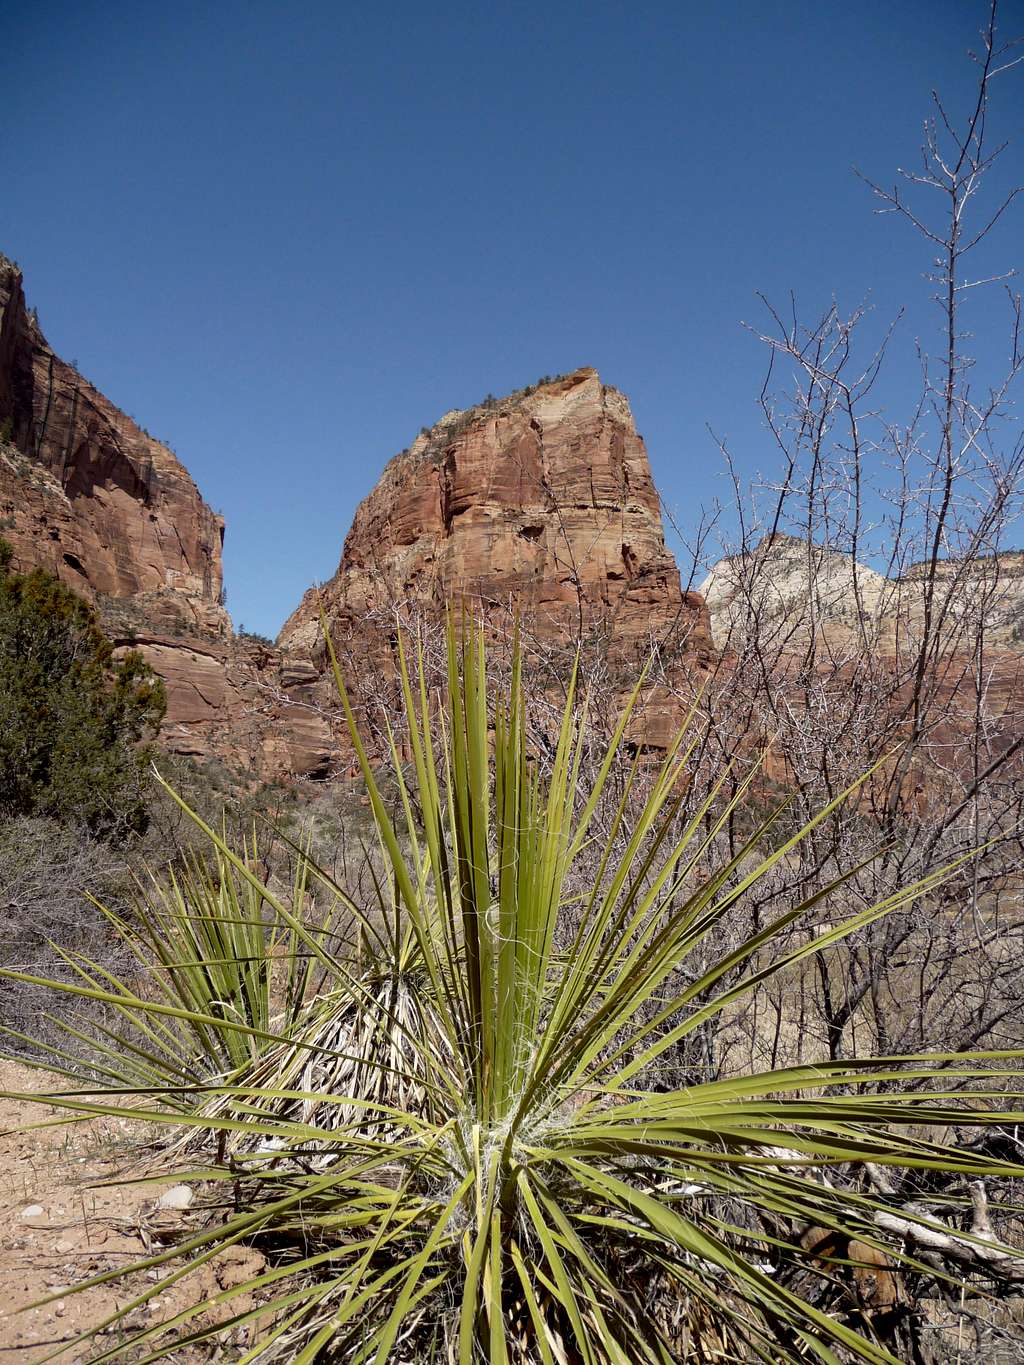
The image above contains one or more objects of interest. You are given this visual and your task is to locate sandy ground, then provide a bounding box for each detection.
[0,1062,264,1364]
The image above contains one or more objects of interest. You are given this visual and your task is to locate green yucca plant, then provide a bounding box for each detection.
[2,622,1023,1364]
[0,834,347,1103]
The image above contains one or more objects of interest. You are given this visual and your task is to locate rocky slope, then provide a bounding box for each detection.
[700,535,1024,775]
[281,367,710,677]
[0,256,330,779]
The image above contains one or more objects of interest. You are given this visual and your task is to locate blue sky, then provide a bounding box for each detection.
[4,1,1022,637]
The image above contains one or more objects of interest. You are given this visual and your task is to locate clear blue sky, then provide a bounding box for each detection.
[4,1,1022,637]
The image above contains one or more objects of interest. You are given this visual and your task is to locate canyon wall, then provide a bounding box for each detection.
[700,535,1024,652]
[699,535,1024,793]
[278,368,713,750]
[0,254,227,631]
[1,261,711,774]
[282,367,708,660]
[0,255,331,779]
[4,251,1020,786]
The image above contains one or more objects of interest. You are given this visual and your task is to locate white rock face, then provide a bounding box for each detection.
[699,538,891,650]
[699,537,1024,652]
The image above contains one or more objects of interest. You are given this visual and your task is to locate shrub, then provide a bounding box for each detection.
[2,625,1022,1362]
[0,815,134,1054]
[0,539,165,837]
[238,626,275,647]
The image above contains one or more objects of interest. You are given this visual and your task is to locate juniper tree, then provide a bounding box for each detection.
[0,538,166,837]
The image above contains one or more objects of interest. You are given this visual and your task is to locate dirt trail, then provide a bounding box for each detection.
[0,1063,262,1363]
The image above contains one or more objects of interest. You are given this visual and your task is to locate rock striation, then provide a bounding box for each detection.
[0,255,331,779]
[281,368,710,671]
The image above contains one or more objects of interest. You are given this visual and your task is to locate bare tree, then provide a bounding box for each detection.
[655,6,1024,1356]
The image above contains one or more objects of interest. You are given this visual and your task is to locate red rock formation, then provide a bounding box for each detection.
[281,369,710,679]
[0,255,331,780]
[0,257,226,618]
[1,256,708,772]
[110,626,333,779]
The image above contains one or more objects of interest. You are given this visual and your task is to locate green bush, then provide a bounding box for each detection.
[0,538,166,837]
[237,626,275,647]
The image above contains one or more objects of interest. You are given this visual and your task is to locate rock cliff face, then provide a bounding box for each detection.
[700,535,1024,652]
[0,255,331,779]
[0,255,228,632]
[699,536,1023,780]
[1,256,709,772]
[281,369,710,677]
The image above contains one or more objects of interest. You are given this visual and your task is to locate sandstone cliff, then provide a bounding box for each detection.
[281,367,710,668]
[277,368,712,752]
[0,255,228,635]
[700,535,1024,652]
[699,535,1023,781]
[0,255,331,779]
[1,257,710,773]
